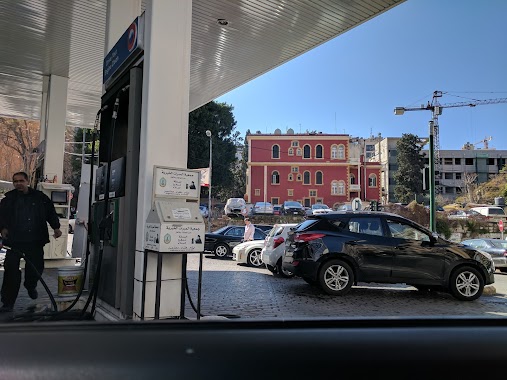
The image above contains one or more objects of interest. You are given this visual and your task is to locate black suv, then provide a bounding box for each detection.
[283,211,495,301]
[281,201,305,216]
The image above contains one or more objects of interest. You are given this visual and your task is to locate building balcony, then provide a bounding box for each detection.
[349,184,361,192]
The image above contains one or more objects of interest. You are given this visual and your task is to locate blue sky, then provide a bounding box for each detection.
[216,0,507,151]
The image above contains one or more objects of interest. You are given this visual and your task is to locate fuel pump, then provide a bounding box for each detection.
[36,182,75,266]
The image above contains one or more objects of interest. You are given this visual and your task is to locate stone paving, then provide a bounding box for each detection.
[1,245,507,322]
[184,253,507,320]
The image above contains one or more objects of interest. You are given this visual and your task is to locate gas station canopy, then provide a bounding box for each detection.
[0,0,404,129]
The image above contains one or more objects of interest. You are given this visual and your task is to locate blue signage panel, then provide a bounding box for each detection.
[103,15,144,86]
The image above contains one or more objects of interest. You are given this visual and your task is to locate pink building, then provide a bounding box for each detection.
[246,133,381,209]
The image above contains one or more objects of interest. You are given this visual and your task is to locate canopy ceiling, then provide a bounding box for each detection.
[0,0,404,128]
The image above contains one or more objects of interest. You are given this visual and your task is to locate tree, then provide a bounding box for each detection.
[0,117,40,183]
[187,101,239,200]
[461,173,479,203]
[393,133,425,203]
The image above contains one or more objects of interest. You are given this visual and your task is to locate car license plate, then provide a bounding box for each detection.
[293,212,298,214]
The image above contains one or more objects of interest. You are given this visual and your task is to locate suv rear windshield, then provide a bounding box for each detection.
[489,208,505,215]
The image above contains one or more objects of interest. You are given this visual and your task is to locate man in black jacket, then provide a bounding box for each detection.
[0,172,62,312]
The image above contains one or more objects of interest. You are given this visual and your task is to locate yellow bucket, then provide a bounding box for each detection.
[57,267,84,296]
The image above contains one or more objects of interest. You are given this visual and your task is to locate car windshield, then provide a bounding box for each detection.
[3,4,507,371]
[212,226,230,234]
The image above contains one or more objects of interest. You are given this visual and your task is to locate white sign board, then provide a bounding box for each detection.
[145,222,205,253]
[351,197,362,211]
[153,167,200,200]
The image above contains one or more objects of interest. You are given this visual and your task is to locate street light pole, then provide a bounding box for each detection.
[206,130,212,232]
[428,121,436,232]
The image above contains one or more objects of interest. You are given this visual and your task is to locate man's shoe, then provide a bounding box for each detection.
[0,304,13,312]
[27,288,38,300]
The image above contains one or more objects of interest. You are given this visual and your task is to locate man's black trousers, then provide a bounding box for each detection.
[1,243,44,306]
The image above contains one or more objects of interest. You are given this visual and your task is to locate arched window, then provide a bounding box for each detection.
[369,174,377,187]
[315,171,323,185]
[297,174,302,181]
[331,181,338,195]
[331,145,338,159]
[272,145,280,159]
[337,144,345,159]
[272,171,280,184]
[303,144,311,158]
[288,148,294,156]
[350,174,355,185]
[288,173,293,181]
[338,180,345,195]
[303,171,311,184]
[316,145,323,159]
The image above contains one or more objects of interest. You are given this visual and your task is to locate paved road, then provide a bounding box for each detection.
[2,235,506,321]
[184,253,507,320]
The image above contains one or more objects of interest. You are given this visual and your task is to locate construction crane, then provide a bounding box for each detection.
[394,90,507,232]
[462,136,492,150]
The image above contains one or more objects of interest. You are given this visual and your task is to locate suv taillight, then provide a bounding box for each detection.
[294,233,325,243]
[273,237,285,248]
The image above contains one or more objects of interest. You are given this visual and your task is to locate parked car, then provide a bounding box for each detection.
[281,200,305,216]
[204,225,268,258]
[252,201,274,215]
[232,239,269,267]
[469,206,506,219]
[199,205,209,218]
[262,223,298,277]
[310,204,333,215]
[282,211,495,301]
[224,198,247,217]
[461,238,507,273]
[335,204,352,211]
[447,209,485,220]
[273,204,282,215]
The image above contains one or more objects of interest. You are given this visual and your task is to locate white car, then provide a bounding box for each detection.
[311,204,333,215]
[253,201,274,215]
[224,198,247,216]
[232,240,266,267]
[261,223,297,278]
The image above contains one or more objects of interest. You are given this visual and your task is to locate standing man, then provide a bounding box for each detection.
[243,218,255,242]
[0,172,62,312]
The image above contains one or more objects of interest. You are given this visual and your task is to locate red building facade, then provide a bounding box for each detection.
[246,133,381,209]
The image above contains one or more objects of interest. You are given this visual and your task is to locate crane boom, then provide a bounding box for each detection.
[399,96,507,112]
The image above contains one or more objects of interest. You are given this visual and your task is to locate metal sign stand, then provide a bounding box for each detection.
[141,166,206,320]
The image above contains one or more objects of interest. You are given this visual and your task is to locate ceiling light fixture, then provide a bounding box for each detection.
[217,19,229,26]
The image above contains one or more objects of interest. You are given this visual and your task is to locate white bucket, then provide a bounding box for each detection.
[57,266,84,297]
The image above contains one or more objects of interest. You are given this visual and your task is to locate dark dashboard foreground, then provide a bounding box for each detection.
[1,318,506,379]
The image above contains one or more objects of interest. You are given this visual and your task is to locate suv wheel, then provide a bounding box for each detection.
[318,259,354,295]
[247,248,263,267]
[449,266,484,301]
[214,243,230,259]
